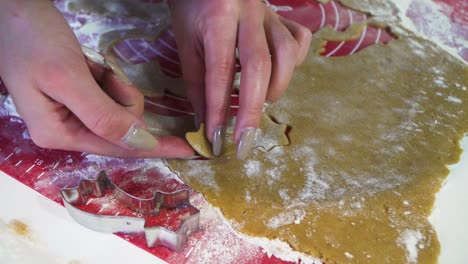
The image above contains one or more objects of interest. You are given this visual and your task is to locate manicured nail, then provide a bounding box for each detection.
[122,125,158,151]
[236,127,256,160]
[104,56,132,85]
[81,46,107,67]
[212,125,226,157]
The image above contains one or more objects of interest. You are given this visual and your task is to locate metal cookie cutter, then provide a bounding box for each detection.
[60,171,200,252]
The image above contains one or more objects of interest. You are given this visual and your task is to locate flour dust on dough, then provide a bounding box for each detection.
[72,0,468,263]
[185,114,290,158]
[169,8,467,264]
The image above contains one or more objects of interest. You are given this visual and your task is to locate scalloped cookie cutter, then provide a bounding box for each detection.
[60,171,200,251]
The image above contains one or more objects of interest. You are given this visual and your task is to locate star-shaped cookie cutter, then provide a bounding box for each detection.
[60,171,200,252]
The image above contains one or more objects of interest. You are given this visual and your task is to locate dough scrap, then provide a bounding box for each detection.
[318,22,367,42]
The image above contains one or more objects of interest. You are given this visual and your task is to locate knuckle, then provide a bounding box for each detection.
[210,58,235,85]
[242,49,272,70]
[36,62,76,91]
[197,5,236,35]
[297,27,313,45]
[277,37,299,58]
[29,130,56,149]
[216,57,235,75]
[241,0,262,9]
[243,104,264,117]
[252,52,272,71]
[205,2,236,18]
[89,108,119,139]
[213,2,236,17]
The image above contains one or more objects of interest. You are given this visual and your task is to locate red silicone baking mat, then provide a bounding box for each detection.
[0,0,465,263]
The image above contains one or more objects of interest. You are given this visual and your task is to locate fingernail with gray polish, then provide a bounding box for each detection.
[81,46,107,67]
[212,125,226,157]
[237,127,256,160]
[122,125,158,151]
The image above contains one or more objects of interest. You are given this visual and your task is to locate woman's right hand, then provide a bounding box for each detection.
[0,0,194,158]
[169,0,311,159]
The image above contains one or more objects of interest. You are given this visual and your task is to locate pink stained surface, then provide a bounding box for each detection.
[0,0,466,263]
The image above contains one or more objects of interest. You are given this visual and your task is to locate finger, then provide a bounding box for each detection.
[59,121,195,158]
[265,12,299,102]
[77,135,195,158]
[84,57,107,82]
[81,46,108,81]
[82,51,144,117]
[173,30,206,127]
[14,81,194,158]
[279,16,312,65]
[100,69,145,118]
[202,17,237,156]
[38,60,157,152]
[236,2,272,159]
[183,57,205,128]
[35,99,193,158]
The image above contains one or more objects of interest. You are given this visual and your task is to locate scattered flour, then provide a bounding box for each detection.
[344,251,355,259]
[265,209,306,229]
[397,229,424,263]
[446,96,462,104]
[61,0,170,50]
[172,193,322,264]
[244,190,252,203]
[243,160,262,178]
[264,0,294,12]
[0,96,20,118]
[177,161,219,192]
[205,203,321,264]
[246,237,322,264]
[391,0,467,63]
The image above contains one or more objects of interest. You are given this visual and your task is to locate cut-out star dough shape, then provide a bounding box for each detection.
[185,113,290,159]
[185,123,215,159]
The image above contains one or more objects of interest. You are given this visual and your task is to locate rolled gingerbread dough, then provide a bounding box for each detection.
[168,15,468,264]
[73,1,468,263]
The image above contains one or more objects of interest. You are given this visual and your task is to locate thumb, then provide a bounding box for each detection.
[72,86,157,151]
[42,60,157,152]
